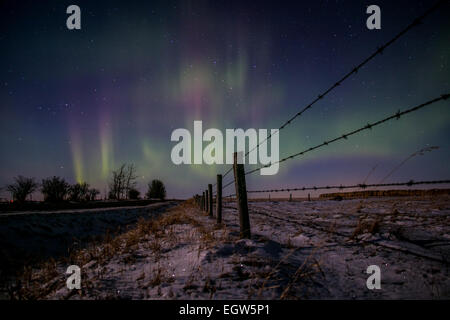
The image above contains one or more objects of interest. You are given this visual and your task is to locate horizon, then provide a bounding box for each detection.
[1,0,449,200]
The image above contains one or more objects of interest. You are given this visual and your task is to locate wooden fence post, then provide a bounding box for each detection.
[205,189,209,213]
[216,174,222,224]
[233,152,251,238]
[202,192,205,211]
[205,190,207,210]
[208,184,213,217]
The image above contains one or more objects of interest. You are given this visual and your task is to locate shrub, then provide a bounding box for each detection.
[68,183,90,202]
[128,188,140,200]
[41,176,69,202]
[146,179,166,200]
[108,190,117,200]
[6,176,38,203]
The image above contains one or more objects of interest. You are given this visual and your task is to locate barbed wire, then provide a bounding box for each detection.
[244,94,449,176]
[222,166,233,179]
[212,178,234,196]
[246,179,450,194]
[222,180,235,191]
[223,179,450,199]
[212,166,233,189]
[206,0,446,196]
[215,0,445,192]
[243,0,445,160]
[224,193,235,198]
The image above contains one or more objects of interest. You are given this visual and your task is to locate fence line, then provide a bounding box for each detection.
[244,94,449,176]
[243,0,445,160]
[222,179,450,199]
[194,1,448,240]
[219,93,448,192]
[246,179,450,194]
[215,0,445,191]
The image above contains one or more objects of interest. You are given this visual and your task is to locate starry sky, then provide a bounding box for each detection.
[0,0,449,200]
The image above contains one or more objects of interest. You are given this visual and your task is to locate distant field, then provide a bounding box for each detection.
[319,188,450,199]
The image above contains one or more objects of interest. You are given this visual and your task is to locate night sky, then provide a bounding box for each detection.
[1,0,449,200]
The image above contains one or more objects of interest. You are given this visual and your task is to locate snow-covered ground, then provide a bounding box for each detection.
[6,196,450,299]
[0,201,179,290]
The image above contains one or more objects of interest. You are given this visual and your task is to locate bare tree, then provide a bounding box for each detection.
[6,176,38,203]
[109,163,138,200]
[124,163,138,199]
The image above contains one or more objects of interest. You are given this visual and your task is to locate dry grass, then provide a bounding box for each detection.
[350,215,382,240]
[355,202,365,213]
[203,277,217,299]
[147,267,173,287]
[11,200,205,299]
[279,247,322,300]
[12,198,295,300]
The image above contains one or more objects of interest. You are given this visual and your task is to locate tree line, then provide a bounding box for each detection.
[4,163,166,203]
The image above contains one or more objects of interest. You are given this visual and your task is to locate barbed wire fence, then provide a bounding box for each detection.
[243,94,449,176]
[222,179,450,199]
[247,180,450,195]
[193,0,450,239]
[210,0,446,194]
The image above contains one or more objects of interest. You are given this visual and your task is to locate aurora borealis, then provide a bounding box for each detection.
[0,0,449,199]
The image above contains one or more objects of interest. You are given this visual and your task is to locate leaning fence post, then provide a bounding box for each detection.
[208,184,213,217]
[233,152,251,239]
[216,174,222,224]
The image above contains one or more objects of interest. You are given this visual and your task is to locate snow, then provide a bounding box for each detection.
[4,195,450,299]
[0,202,179,283]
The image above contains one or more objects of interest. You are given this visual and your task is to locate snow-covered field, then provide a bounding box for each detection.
[0,201,179,292]
[5,196,450,299]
